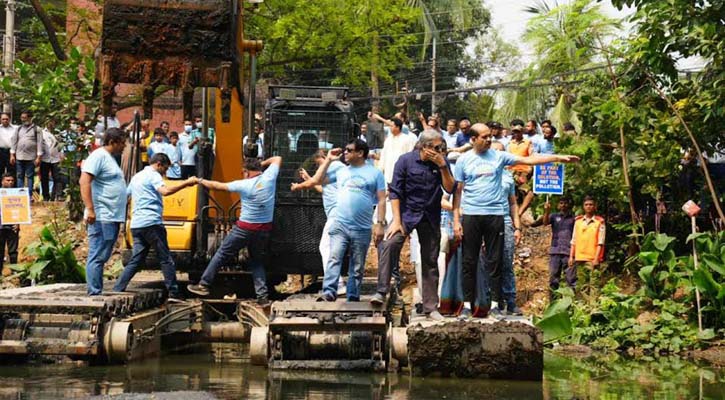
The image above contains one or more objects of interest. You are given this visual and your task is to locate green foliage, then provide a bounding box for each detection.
[0,44,97,128]
[10,225,84,285]
[540,232,724,353]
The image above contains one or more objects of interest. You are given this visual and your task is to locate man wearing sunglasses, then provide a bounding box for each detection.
[292,139,386,302]
[371,130,455,321]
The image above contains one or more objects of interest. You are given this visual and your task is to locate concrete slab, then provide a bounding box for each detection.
[406,318,543,381]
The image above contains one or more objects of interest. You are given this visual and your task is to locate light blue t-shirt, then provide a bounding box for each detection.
[501,170,516,225]
[178,133,197,166]
[322,161,344,218]
[82,148,127,222]
[453,149,518,215]
[166,143,182,179]
[227,164,280,224]
[328,164,385,230]
[127,166,165,229]
[147,141,167,158]
[534,138,555,154]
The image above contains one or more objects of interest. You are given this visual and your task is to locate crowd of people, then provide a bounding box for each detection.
[1,106,608,320]
[293,111,605,320]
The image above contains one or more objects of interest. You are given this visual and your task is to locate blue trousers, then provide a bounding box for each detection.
[113,224,179,296]
[86,221,120,295]
[15,159,35,196]
[324,221,371,300]
[200,226,269,300]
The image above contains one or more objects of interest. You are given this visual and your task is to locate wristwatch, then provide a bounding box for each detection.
[377,220,387,227]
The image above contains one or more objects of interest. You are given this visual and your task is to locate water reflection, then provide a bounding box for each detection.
[0,352,721,400]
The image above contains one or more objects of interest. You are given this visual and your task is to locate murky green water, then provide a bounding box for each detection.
[0,351,722,399]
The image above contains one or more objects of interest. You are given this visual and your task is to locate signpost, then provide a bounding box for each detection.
[533,163,565,195]
[0,188,32,225]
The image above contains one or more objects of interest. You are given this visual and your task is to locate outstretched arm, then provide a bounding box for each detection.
[199,178,230,191]
[158,177,198,196]
[515,154,580,166]
[291,149,340,191]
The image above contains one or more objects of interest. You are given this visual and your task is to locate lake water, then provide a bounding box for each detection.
[0,351,722,399]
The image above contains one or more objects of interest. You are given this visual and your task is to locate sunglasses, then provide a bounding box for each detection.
[425,144,444,152]
[344,147,358,153]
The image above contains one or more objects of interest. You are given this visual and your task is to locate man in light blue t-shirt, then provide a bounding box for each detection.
[292,139,386,302]
[80,128,128,295]
[188,156,282,305]
[112,153,197,298]
[298,150,347,295]
[452,123,579,319]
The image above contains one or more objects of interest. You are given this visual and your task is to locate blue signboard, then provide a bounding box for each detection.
[533,163,565,195]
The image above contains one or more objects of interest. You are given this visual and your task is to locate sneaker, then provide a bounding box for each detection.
[414,302,423,316]
[187,283,210,296]
[370,292,385,306]
[506,305,523,316]
[168,293,186,302]
[316,292,336,302]
[489,306,504,318]
[337,282,347,296]
[459,308,472,320]
[426,310,445,321]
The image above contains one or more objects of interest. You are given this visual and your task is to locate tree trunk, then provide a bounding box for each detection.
[29,0,66,61]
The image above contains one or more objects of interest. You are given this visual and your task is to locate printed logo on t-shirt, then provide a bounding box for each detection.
[474,163,496,178]
[344,176,368,194]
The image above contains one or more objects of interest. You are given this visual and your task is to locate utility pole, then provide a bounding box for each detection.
[3,0,16,114]
[431,37,436,115]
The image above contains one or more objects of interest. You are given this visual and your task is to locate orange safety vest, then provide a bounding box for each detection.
[572,215,605,262]
[507,138,532,173]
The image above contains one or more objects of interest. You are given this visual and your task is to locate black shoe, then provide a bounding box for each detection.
[257,297,271,307]
[316,292,336,302]
[414,302,423,315]
[187,283,210,296]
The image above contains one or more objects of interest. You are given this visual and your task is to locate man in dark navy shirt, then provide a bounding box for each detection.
[372,129,455,320]
[533,196,576,298]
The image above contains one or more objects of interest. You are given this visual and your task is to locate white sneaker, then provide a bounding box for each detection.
[337,281,347,296]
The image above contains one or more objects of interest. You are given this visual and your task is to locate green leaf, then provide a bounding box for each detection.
[701,254,725,276]
[693,268,721,297]
[698,328,716,340]
[536,310,573,343]
[652,234,676,251]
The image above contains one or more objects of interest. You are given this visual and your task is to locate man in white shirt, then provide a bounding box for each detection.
[378,118,421,298]
[0,113,16,175]
[41,120,64,201]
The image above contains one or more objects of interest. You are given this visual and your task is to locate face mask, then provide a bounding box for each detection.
[23,121,31,126]
[195,122,203,129]
[184,125,192,133]
[97,116,104,122]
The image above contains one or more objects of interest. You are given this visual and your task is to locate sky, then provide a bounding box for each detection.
[484,0,705,71]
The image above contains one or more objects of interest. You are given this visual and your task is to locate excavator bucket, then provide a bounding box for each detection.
[100,0,242,120]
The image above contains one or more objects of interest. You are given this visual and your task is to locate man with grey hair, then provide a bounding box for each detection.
[372,129,455,321]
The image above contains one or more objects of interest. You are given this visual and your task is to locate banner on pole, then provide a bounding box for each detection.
[0,188,32,225]
[533,163,565,195]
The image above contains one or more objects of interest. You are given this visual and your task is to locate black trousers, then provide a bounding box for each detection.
[0,228,19,270]
[181,165,196,179]
[461,215,504,304]
[40,161,63,201]
[0,148,14,176]
[377,218,440,313]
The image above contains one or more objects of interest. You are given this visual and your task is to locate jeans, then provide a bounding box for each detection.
[501,223,516,308]
[461,215,504,305]
[0,228,19,271]
[40,161,63,201]
[15,159,35,196]
[378,218,440,313]
[324,220,371,300]
[86,221,120,295]
[199,226,269,300]
[113,225,179,296]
